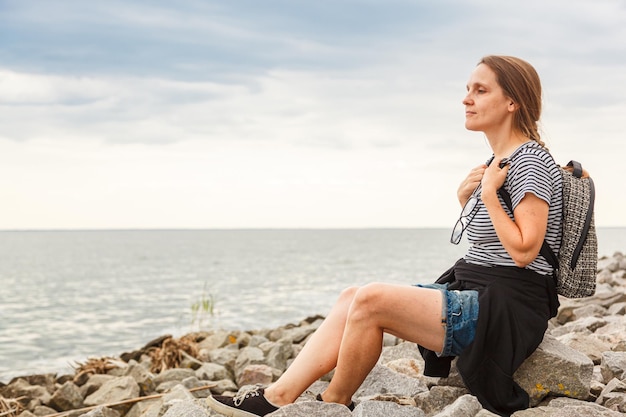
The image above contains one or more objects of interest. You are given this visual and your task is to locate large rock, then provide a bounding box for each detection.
[556,332,612,364]
[234,347,266,382]
[161,400,210,417]
[84,376,140,407]
[0,378,51,409]
[599,351,626,382]
[195,363,233,382]
[266,400,351,417]
[49,380,84,411]
[356,364,428,399]
[596,378,626,412]
[414,385,469,416]
[354,400,425,416]
[514,334,593,405]
[433,394,483,417]
[512,397,624,416]
[236,364,274,387]
[80,406,122,417]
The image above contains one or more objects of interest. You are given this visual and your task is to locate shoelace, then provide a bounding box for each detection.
[233,386,263,407]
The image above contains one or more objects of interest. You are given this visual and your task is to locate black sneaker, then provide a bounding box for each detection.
[206,386,279,417]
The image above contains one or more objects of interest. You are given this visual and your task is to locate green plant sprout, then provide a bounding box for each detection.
[191,283,216,329]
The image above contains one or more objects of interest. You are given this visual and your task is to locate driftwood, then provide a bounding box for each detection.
[42,384,216,417]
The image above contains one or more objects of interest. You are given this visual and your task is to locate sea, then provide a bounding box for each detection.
[1,228,624,383]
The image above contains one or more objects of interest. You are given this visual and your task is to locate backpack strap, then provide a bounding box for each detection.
[568,162,596,269]
[567,160,583,178]
[497,187,559,272]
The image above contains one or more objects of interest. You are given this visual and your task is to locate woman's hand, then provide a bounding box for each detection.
[481,158,510,194]
[457,164,487,206]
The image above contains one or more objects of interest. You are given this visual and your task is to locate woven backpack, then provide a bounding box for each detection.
[499,160,598,298]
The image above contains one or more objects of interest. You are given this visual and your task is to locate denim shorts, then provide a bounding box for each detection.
[417,283,479,357]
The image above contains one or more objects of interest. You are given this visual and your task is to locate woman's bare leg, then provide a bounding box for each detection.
[321,283,444,406]
[263,286,359,405]
[264,283,444,407]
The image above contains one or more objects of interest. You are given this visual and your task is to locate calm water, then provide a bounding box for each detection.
[0,228,624,382]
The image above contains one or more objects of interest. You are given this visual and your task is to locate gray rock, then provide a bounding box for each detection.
[207,378,238,395]
[596,378,626,407]
[197,330,235,352]
[153,368,196,386]
[49,381,84,411]
[267,400,352,416]
[556,332,612,364]
[572,304,608,320]
[125,398,162,417]
[83,376,140,407]
[124,363,156,395]
[514,334,593,405]
[161,400,210,417]
[248,335,270,348]
[236,364,274,387]
[550,316,606,337]
[207,346,239,373]
[195,362,233,382]
[234,347,266,382]
[414,386,469,416]
[607,302,626,316]
[356,364,428,398]
[354,400,425,416]
[378,341,424,364]
[432,394,482,417]
[599,351,626,382]
[545,397,623,416]
[1,378,51,406]
[263,338,294,372]
[79,406,121,417]
[80,374,117,399]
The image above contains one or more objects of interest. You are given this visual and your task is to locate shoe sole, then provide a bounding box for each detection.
[206,396,262,417]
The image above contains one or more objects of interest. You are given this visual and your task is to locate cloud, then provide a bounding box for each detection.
[0,0,625,228]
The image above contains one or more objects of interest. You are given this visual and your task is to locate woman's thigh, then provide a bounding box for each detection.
[350,283,446,353]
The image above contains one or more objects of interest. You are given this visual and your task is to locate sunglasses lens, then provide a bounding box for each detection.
[450,196,478,244]
[461,197,477,217]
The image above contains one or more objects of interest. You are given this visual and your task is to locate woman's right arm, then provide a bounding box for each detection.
[457,164,487,206]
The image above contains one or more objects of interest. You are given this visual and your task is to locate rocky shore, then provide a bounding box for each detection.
[1,252,626,417]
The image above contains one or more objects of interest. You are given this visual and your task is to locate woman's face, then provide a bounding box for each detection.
[463,63,514,134]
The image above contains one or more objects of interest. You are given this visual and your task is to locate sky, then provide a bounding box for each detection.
[0,0,624,230]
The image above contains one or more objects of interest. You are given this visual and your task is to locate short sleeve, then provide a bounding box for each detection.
[507,152,555,210]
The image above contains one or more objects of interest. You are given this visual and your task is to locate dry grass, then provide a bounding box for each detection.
[73,356,122,383]
[148,335,199,373]
[0,395,24,417]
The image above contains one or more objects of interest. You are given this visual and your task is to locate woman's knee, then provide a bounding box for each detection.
[338,286,359,304]
[349,283,388,319]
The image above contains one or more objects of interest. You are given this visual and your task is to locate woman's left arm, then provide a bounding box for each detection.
[481,160,549,267]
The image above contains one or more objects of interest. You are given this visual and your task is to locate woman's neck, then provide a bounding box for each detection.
[486,131,530,158]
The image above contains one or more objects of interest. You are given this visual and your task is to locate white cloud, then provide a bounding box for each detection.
[0,0,625,229]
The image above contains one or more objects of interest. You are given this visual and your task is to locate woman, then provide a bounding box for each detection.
[206,55,562,417]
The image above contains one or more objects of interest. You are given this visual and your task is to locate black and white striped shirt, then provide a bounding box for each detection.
[463,141,563,275]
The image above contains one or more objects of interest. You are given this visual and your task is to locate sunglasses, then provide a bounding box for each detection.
[450,191,480,245]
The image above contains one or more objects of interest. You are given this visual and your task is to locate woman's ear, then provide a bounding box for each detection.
[508,101,519,112]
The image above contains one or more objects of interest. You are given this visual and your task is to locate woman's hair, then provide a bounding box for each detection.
[479,55,546,148]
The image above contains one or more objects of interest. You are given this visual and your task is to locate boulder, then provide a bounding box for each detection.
[354,400,425,416]
[83,376,140,408]
[356,364,428,399]
[49,380,84,411]
[433,394,483,417]
[514,335,593,405]
[599,351,626,382]
[80,406,122,417]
